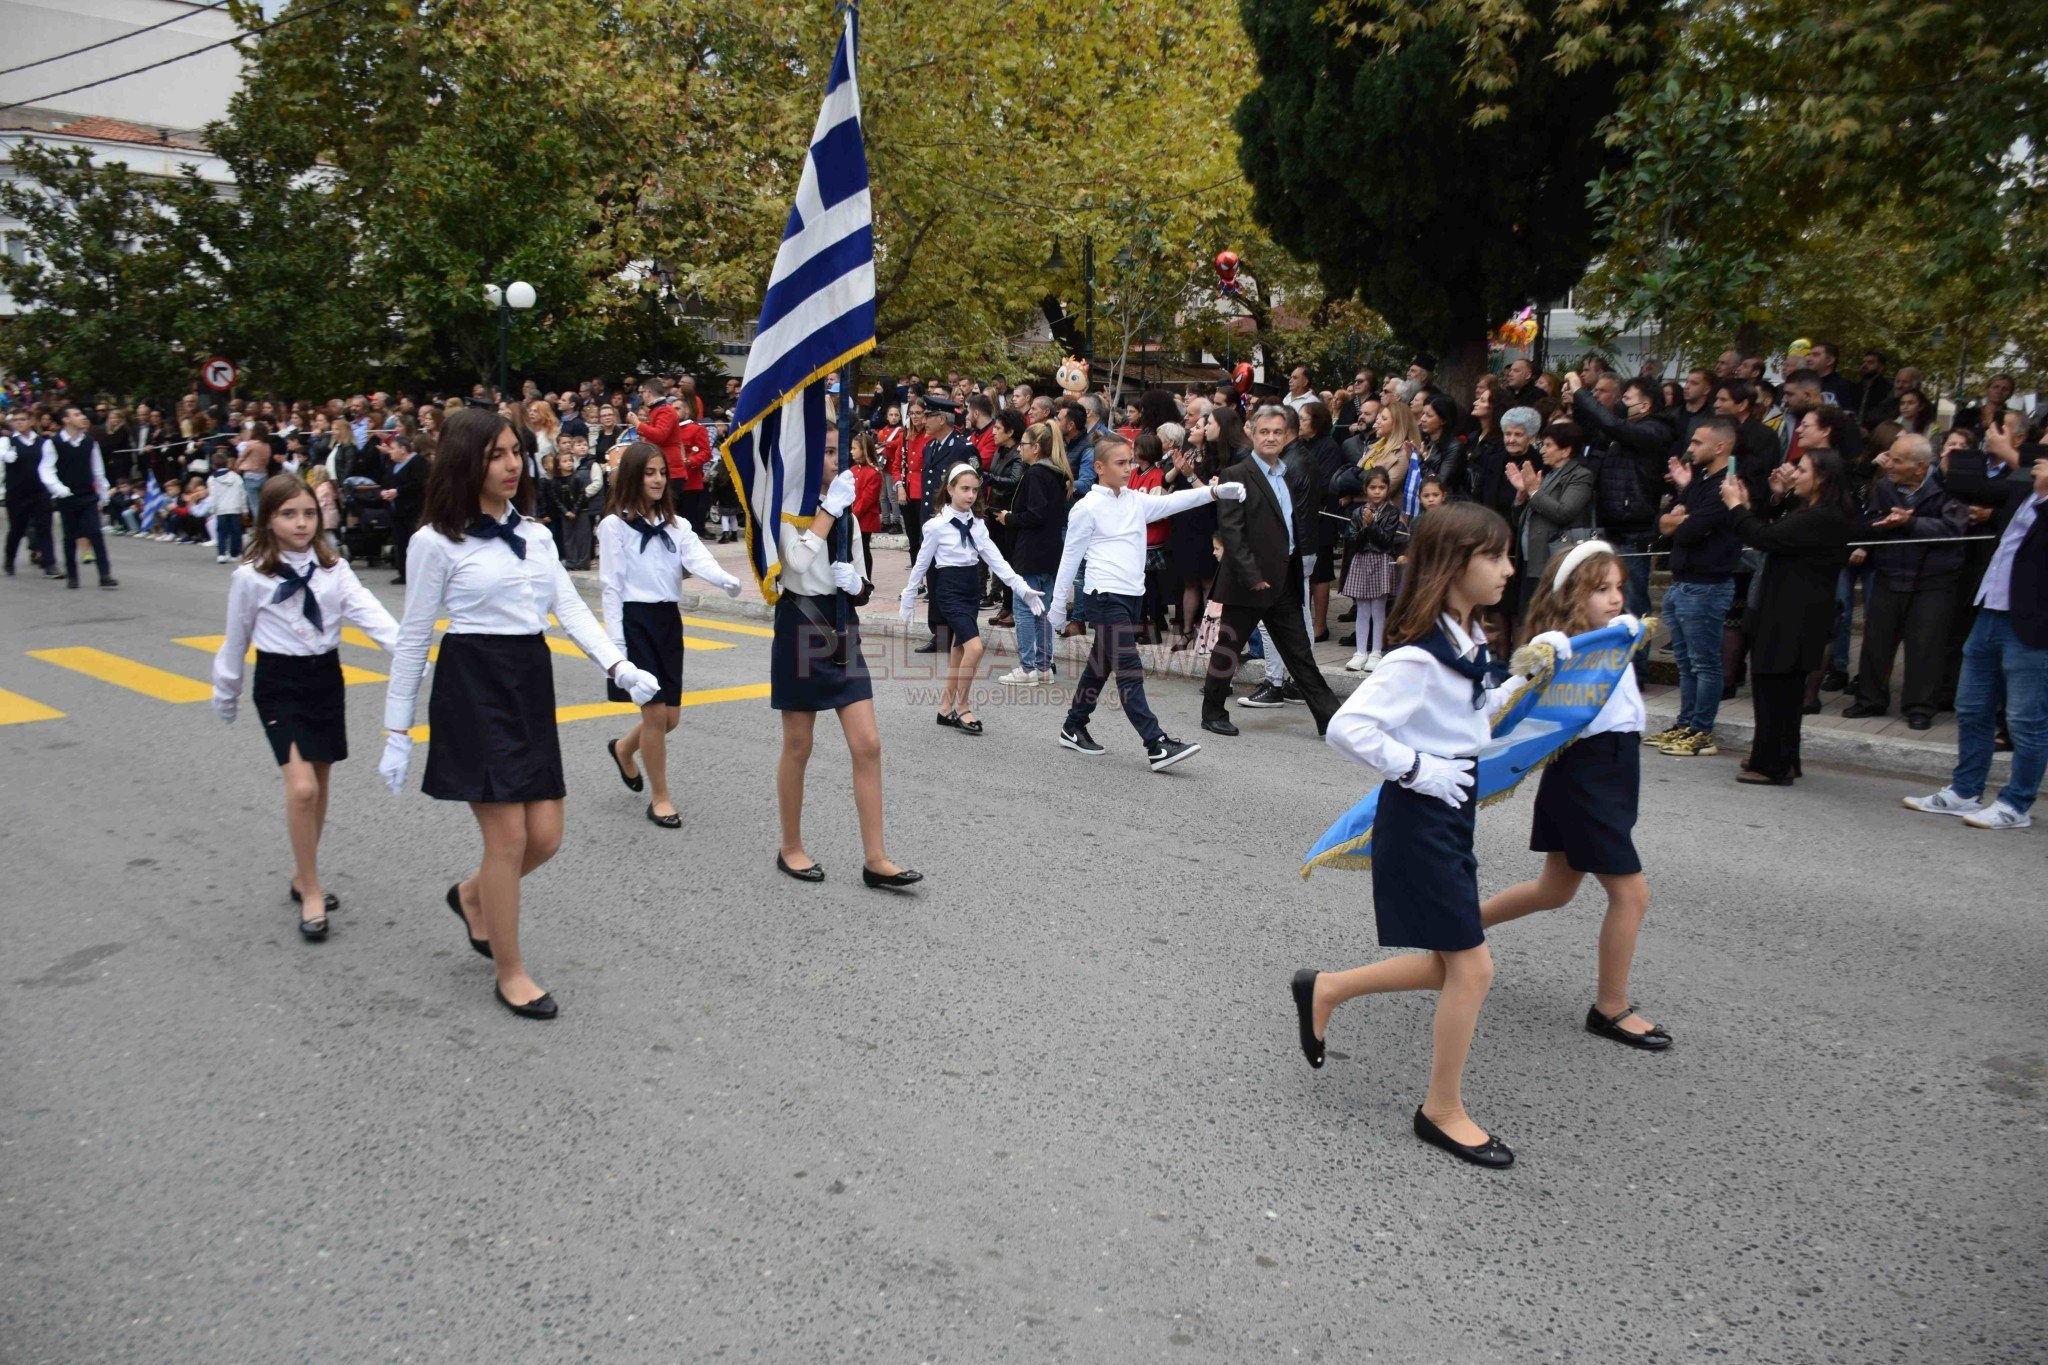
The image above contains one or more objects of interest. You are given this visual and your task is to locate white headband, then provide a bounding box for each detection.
[944,462,981,488]
[1550,538,1615,593]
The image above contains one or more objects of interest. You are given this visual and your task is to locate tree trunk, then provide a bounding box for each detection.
[1436,334,1491,406]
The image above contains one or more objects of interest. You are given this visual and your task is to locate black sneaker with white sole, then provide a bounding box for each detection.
[1238,682,1287,708]
[1059,725,1106,755]
[1146,735,1200,771]
[1280,682,1307,705]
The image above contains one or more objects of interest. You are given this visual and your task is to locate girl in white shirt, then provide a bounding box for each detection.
[211,474,399,940]
[899,462,1044,735]
[597,442,743,828]
[1478,542,1668,1050]
[378,409,660,1020]
[1293,501,1570,1169]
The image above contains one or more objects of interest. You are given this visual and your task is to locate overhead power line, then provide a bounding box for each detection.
[0,0,233,80]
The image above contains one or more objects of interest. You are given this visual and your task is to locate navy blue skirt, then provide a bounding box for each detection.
[606,599,684,706]
[927,563,982,645]
[1370,777,1483,951]
[1531,730,1642,875]
[423,633,564,803]
[770,593,874,713]
[253,649,347,766]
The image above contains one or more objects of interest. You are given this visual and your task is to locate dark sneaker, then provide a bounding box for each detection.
[1238,682,1287,709]
[1279,682,1308,705]
[1146,735,1200,771]
[1059,725,1105,755]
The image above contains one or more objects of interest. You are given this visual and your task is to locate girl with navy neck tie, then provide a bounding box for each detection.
[211,474,399,940]
[899,463,1045,735]
[378,409,661,1020]
[1293,502,1570,1168]
[597,442,743,828]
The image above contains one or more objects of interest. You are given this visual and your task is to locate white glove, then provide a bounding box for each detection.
[211,689,238,725]
[1047,607,1068,636]
[821,469,857,517]
[614,662,661,706]
[1017,587,1046,617]
[831,561,864,594]
[1612,613,1642,637]
[1402,754,1475,809]
[1530,630,1574,661]
[379,733,413,795]
[899,589,917,625]
[1213,480,1247,502]
[720,576,743,599]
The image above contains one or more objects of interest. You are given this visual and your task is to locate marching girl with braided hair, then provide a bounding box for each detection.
[899,461,1045,735]
[211,474,399,941]
[1477,540,1670,1050]
[597,442,744,828]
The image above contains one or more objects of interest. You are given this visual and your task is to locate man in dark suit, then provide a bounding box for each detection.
[382,432,430,583]
[1904,422,2048,830]
[1200,404,1340,737]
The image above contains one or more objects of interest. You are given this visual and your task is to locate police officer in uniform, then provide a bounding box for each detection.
[912,394,978,653]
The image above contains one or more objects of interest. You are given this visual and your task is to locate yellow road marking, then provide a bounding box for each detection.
[28,647,212,703]
[0,687,64,725]
[681,614,774,639]
[340,627,381,650]
[171,636,385,684]
[403,681,769,741]
[543,636,587,658]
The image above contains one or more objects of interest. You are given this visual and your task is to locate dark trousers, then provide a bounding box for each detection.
[1856,576,1955,719]
[903,505,923,563]
[56,495,109,585]
[5,485,53,569]
[1202,558,1338,729]
[391,517,418,576]
[675,487,710,536]
[1748,670,1808,779]
[1063,592,1162,744]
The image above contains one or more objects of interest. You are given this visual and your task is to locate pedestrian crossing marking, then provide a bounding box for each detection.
[682,615,775,639]
[401,682,770,741]
[28,647,212,703]
[171,636,388,685]
[0,687,64,726]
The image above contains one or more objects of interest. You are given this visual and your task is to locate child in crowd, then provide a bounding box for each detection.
[105,480,138,536]
[1478,542,1666,1049]
[1341,467,1403,672]
[209,459,250,561]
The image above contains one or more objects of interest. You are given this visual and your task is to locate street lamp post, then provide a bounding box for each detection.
[484,280,536,400]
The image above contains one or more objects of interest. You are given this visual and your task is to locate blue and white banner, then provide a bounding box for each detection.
[716,6,874,604]
[1303,618,1656,877]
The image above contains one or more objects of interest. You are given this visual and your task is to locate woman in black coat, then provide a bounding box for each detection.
[1721,448,1855,785]
[992,421,1072,681]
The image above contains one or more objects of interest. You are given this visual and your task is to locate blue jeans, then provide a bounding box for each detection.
[1615,530,1655,618]
[215,514,243,558]
[1665,578,1735,732]
[1063,593,1162,744]
[1951,610,2047,813]
[1015,571,1054,671]
[1832,564,1874,673]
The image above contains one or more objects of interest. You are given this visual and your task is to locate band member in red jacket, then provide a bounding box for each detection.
[634,378,714,532]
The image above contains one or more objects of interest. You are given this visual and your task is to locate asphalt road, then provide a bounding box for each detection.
[2,537,2043,1363]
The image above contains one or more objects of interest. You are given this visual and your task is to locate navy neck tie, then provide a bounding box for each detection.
[950,516,974,547]
[272,561,323,634]
[469,509,527,559]
[627,515,673,554]
[1413,623,1505,709]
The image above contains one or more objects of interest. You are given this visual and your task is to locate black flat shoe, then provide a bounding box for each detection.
[607,738,644,792]
[290,884,340,913]
[1289,968,1324,1069]
[298,914,328,941]
[936,711,959,729]
[777,854,825,883]
[1586,1003,1672,1050]
[1413,1108,1514,1168]
[646,802,682,829]
[1201,715,1240,737]
[495,986,558,1020]
[446,883,492,958]
[862,866,924,890]
[955,713,983,735]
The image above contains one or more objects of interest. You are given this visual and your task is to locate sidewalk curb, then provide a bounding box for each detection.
[568,572,2007,787]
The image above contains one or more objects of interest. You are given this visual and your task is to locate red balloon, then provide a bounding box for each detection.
[1232,362,1253,394]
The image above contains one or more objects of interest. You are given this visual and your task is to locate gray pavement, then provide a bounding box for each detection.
[2,535,2044,1363]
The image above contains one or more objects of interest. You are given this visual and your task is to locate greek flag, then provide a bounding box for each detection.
[717,6,874,603]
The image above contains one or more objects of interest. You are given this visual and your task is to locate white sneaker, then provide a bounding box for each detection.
[1344,652,1369,672]
[215,554,229,564]
[1364,651,1383,671]
[1962,800,2032,830]
[996,666,1039,687]
[1035,669,1056,684]
[1902,786,1984,817]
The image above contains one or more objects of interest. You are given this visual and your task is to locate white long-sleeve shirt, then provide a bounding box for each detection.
[3,432,51,474]
[1326,615,1525,780]
[597,512,740,649]
[902,510,1033,600]
[1050,483,1218,613]
[213,549,399,701]
[39,433,108,501]
[381,514,624,732]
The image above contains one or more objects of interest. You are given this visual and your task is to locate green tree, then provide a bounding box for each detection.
[1235,0,1661,398]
